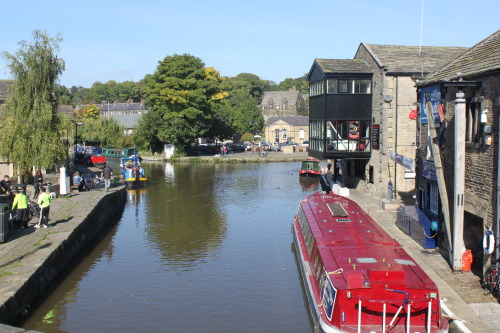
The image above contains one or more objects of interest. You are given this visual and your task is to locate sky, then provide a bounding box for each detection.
[1,0,498,88]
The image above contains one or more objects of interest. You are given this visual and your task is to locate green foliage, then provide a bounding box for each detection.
[75,104,100,119]
[0,30,70,169]
[139,54,227,153]
[78,117,130,147]
[269,74,309,94]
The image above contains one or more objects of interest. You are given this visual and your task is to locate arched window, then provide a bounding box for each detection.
[268,99,274,110]
[283,98,288,109]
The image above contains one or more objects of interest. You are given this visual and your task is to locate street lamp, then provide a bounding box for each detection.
[73,121,83,154]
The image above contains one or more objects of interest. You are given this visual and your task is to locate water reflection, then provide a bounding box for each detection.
[22,162,320,333]
[299,177,320,191]
[144,163,227,270]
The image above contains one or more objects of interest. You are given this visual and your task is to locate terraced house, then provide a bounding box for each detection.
[414,30,500,270]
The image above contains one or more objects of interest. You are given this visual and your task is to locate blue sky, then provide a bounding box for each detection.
[1,0,498,88]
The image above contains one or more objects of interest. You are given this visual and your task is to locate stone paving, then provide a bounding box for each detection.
[0,185,124,333]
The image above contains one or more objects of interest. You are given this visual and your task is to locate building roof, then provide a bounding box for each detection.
[104,113,143,129]
[95,102,147,112]
[358,43,468,75]
[0,80,15,102]
[260,90,303,106]
[266,116,309,126]
[418,30,500,85]
[313,59,373,74]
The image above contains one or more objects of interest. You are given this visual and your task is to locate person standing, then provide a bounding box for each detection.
[101,163,113,192]
[12,190,29,229]
[35,187,51,229]
[33,170,43,199]
[0,175,12,195]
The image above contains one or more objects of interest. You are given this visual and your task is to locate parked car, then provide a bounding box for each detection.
[301,140,310,147]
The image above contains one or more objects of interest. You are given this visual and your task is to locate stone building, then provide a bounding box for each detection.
[353,43,467,203]
[0,80,15,176]
[307,44,467,204]
[264,116,309,146]
[260,90,308,118]
[414,30,500,269]
[88,100,148,135]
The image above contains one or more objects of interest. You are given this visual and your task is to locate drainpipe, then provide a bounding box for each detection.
[496,115,500,263]
[394,77,399,200]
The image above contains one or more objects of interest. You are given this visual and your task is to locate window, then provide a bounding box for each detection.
[429,183,439,215]
[282,129,287,140]
[274,129,280,141]
[268,99,274,109]
[327,79,337,93]
[466,99,482,143]
[299,129,305,139]
[309,80,324,97]
[327,79,371,94]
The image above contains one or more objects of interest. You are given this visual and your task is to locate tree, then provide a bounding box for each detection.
[0,30,69,170]
[78,117,130,147]
[140,54,227,153]
[75,104,100,119]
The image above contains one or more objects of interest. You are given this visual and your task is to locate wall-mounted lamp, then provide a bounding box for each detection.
[481,109,489,125]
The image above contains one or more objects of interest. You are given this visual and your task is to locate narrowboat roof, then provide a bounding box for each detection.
[300,193,437,291]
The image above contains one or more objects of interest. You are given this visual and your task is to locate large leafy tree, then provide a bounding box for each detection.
[0,30,69,170]
[140,54,227,153]
[215,73,265,138]
[78,117,131,147]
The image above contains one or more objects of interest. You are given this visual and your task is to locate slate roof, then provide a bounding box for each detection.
[266,116,309,126]
[358,43,468,75]
[95,102,147,112]
[260,90,302,106]
[0,80,15,102]
[313,59,372,74]
[418,30,500,85]
[104,113,143,129]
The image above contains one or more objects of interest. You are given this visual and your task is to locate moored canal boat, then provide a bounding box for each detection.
[292,192,449,333]
[299,158,321,177]
[120,156,148,188]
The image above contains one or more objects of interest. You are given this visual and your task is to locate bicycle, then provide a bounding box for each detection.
[28,199,40,219]
[483,259,500,300]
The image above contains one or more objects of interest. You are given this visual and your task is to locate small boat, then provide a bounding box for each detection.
[299,158,321,177]
[103,147,139,159]
[120,153,147,188]
[292,192,449,333]
[75,145,106,168]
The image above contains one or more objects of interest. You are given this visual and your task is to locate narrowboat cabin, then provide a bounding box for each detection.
[299,158,321,177]
[292,192,448,333]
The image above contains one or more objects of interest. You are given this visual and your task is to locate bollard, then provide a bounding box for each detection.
[60,167,68,195]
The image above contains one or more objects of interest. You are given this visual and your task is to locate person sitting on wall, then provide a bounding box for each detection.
[0,175,12,195]
[73,171,83,192]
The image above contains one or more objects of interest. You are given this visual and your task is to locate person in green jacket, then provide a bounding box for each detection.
[12,190,29,229]
[35,187,51,229]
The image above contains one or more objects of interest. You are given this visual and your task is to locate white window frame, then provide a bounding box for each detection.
[430,183,439,215]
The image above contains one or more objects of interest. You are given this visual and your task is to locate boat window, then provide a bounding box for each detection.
[356,258,377,263]
[326,203,348,217]
[394,259,416,266]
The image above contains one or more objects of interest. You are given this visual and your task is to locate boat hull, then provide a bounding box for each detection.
[292,192,449,333]
[125,178,148,188]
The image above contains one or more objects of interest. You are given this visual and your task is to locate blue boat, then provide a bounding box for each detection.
[120,148,147,188]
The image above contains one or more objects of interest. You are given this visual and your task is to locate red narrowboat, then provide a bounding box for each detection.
[299,158,321,177]
[292,192,449,333]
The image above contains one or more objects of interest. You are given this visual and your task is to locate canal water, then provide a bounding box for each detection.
[22,161,321,333]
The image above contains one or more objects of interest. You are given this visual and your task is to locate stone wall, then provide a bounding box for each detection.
[0,189,126,325]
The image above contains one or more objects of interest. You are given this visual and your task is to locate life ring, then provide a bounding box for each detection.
[483,229,495,255]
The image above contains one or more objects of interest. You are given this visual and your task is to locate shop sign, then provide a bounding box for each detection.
[372,124,380,150]
[388,149,415,172]
[423,160,437,180]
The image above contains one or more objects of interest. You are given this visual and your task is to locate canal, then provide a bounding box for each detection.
[22,161,321,333]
